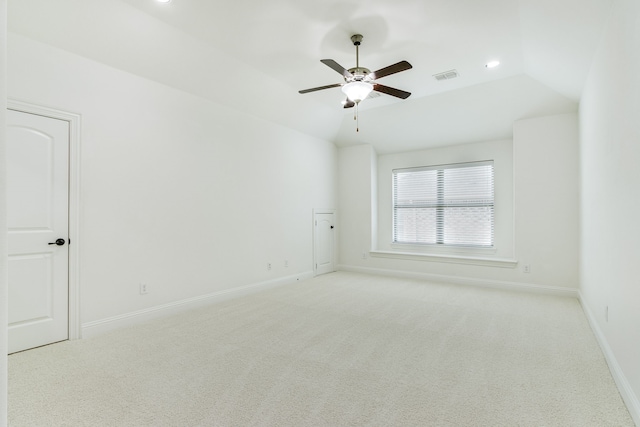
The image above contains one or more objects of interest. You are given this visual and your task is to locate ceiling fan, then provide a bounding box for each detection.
[298,34,413,109]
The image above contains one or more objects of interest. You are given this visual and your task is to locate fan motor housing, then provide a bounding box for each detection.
[347,67,372,82]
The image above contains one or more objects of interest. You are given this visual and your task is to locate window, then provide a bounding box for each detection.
[392,161,494,247]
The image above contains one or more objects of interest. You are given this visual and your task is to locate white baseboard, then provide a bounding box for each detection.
[81,271,314,339]
[578,292,640,426]
[337,264,579,298]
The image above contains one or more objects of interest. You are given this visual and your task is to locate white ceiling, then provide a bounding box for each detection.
[8,0,613,153]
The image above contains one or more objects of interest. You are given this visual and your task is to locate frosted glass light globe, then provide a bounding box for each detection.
[341,81,373,103]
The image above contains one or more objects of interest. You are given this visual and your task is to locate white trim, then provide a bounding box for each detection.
[337,264,579,298]
[369,250,518,268]
[578,292,640,426]
[82,271,314,339]
[7,99,82,341]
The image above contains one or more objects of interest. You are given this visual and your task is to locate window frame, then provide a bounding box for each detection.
[392,160,495,248]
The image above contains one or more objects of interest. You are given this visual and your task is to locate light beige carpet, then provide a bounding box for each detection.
[8,272,634,426]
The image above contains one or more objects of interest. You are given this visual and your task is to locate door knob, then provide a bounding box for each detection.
[48,238,66,246]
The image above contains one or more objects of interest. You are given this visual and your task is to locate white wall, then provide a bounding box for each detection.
[1,0,8,424]
[338,145,377,265]
[579,0,640,421]
[7,33,337,328]
[338,113,579,292]
[513,114,580,288]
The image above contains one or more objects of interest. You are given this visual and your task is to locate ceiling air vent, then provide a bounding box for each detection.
[433,69,459,81]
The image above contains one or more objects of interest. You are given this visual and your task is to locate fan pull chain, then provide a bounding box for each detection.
[355,103,359,132]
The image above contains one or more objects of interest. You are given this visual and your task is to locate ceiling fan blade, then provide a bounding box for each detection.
[370,60,413,80]
[321,59,353,79]
[298,83,343,94]
[373,84,411,99]
[343,99,355,109]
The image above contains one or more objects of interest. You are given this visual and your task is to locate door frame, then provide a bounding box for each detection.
[8,99,82,341]
[313,208,336,276]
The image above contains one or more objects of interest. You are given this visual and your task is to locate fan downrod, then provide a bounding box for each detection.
[349,34,368,76]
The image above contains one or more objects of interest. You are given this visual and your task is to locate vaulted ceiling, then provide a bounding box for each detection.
[8,0,613,153]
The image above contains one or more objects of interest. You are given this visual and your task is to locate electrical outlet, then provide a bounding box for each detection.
[267,263,272,271]
[284,260,288,268]
[523,264,530,273]
[139,283,148,295]
[362,252,367,259]
[605,306,609,322]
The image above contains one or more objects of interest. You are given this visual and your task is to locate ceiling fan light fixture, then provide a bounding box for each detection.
[341,81,373,103]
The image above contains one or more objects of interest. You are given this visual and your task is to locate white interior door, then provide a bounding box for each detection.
[314,211,335,276]
[7,109,70,354]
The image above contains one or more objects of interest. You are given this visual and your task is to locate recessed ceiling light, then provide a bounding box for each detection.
[486,61,500,69]
[156,0,171,3]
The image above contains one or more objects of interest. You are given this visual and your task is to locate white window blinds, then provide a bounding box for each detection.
[393,161,494,247]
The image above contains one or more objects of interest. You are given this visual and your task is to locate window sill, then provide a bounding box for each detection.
[369,250,518,268]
